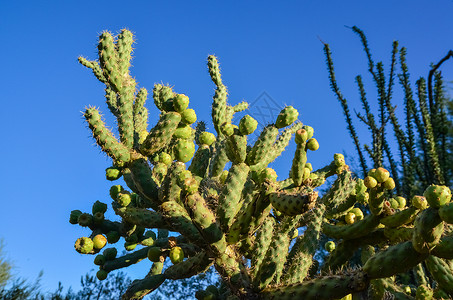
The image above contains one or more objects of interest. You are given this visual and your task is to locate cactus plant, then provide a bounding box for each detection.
[71,29,453,299]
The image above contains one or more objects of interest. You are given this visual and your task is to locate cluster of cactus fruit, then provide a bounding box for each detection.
[71,29,453,299]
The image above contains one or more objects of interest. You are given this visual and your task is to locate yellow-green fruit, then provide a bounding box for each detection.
[173,94,189,112]
[141,236,155,247]
[290,228,299,239]
[395,196,406,208]
[306,138,319,151]
[199,132,216,146]
[350,208,364,221]
[220,123,235,136]
[345,212,356,224]
[423,185,452,208]
[305,163,313,171]
[124,242,137,251]
[334,153,345,166]
[238,115,258,135]
[364,176,378,188]
[175,139,196,163]
[275,106,299,128]
[303,125,314,139]
[117,192,132,207]
[412,195,428,210]
[181,109,197,124]
[105,167,122,181]
[169,246,184,264]
[93,234,107,249]
[147,247,161,262]
[159,152,173,165]
[374,167,390,183]
[109,185,123,200]
[404,286,412,295]
[325,241,335,252]
[75,237,94,254]
[383,178,395,190]
[96,270,108,281]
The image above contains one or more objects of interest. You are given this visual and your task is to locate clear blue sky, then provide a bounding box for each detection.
[1,0,452,294]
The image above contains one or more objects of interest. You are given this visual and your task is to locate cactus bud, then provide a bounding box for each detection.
[220,123,234,136]
[295,129,308,144]
[103,247,117,260]
[78,213,93,227]
[174,139,196,163]
[334,153,345,166]
[109,185,124,200]
[94,254,106,266]
[106,231,120,244]
[174,125,193,139]
[159,152,173,165]
[169,246,184,264]
[423,185,452,208]
[302,125,314,139]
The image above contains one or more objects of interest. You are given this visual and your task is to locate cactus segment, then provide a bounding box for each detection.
[364,241,428,279]
[275,106,299,129]
[380,206,419,228]
[217,163,250,230]
[173,94,190,112]
[225,132,247,164]
[165,251,212,280]
[174,139,196,163]
[290,141,308,186]
[412,207,444,253]
[425,255,453,295]
[69,210,83,224]
[439,202,453,224]
[322,214,380,240]
[140,112,181,156]
[115,206,166,228]
[270,190,317,216]
[128,159,159,207]
[84,107,131,163]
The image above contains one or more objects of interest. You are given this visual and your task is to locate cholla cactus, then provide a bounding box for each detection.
[72,29,453,299]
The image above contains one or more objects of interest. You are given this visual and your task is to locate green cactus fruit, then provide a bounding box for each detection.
[334,153,345,166]
[106,167,122,181]
[145,230,157,240]
[270,190,318,216]
[295,129,308,144]
[78,213,93,227]
[69,210,82,225]
[94,254,106,266]
[259,168,278,183]
[198,132,216,146]
[75,237,94,254]
[106,231,120,244]
[182,177,199,194]
[305,162,313,172]
[383,177,395,190]
[306,138,319,151]
[116,192,132,207]
[103,247,117,260]
[389,198,399,209]
[159,152,173,165]
[96,270,108,281]
[412,195,428,210]
[141,236,155,247]
[93,234,107,249]
[92,200,108,214]
[325,241,335,252]
[423,185,452,208]
[169,246,184,264]
[350,208,364,221]
[173,94,190,112]
[109,185,123,200]
[174,139,196,163]
[416,285,433,300]
[275,106,299,128]
[124,241,137,251]
[364,176,378,189]
[220,122,234,136]
[395,196,407,208]
[374,167,390,183]
[181,108,197,124]
[219,170,228,184]
[238,115,258,135]
[174,125,193,139]
[147,247,162,262]
[345,212,356,224]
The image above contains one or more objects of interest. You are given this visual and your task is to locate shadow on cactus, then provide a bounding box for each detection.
[72,29,453,299]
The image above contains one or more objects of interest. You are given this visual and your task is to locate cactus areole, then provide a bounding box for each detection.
[72,29,453,300]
